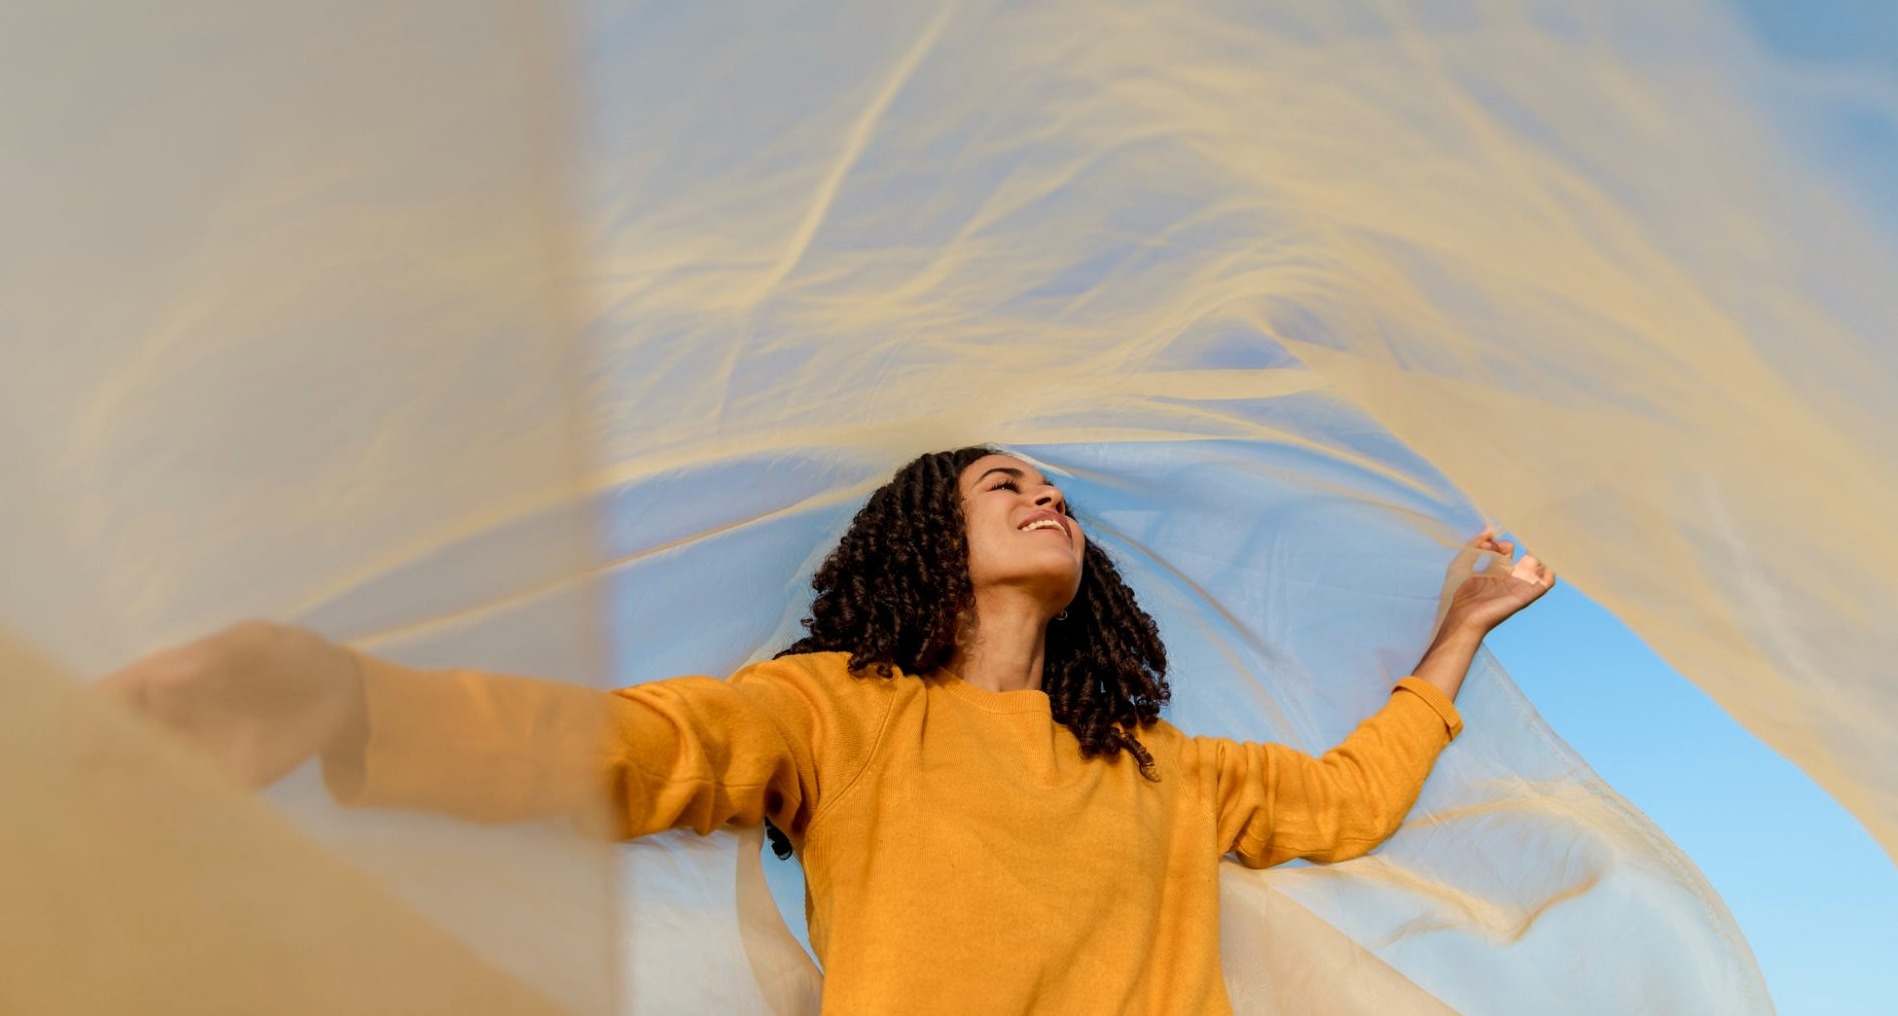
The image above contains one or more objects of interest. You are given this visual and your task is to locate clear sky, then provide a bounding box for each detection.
[1730,0,1898,241]
[1485,566,1898,1015]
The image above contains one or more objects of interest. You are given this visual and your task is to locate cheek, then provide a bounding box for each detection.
[962,507,1002,576]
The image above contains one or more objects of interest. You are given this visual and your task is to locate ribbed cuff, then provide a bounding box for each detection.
[319,648,487,810]
[1392,676,1464,741]
[319,649,415,807]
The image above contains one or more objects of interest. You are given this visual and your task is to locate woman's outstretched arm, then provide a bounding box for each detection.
[1199,675,1462,868]
[98,622,886,842]
[324,648,882,839]
[1202,528,1555,867]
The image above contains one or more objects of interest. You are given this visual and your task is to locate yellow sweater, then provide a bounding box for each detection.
[328,650,1462,1015]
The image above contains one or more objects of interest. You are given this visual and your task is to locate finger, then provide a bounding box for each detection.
[94,647,196,710]
[1481,540,1513,570]
[93,666,148,705]
[1451,531,1486,564]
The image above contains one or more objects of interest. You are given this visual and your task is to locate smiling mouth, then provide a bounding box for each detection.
[1017,513,1071,539]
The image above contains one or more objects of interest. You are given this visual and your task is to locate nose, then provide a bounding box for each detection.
[1034,485,1067,515]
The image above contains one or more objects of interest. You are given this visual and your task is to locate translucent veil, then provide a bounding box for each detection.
[6,0,1893,1012]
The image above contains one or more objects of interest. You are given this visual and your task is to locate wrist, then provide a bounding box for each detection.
[1438,613,1491,642]
[330,646,371,757]
[1415,617,1485,702]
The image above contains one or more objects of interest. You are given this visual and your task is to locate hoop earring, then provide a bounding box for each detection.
[1055,610,1069,622]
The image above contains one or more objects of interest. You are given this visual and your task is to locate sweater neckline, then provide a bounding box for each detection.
[933,669,1053,715]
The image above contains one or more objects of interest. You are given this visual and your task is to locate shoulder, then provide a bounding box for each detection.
[729,651,914,714]
[734,650,877,686]
[1128,714,1197,766]
[725,653,910,780]
[1140,716,1251,779]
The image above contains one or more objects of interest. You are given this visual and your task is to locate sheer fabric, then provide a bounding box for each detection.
[8,0,1893,1011]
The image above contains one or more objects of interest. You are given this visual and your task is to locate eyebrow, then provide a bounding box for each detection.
[974,465,1050,487]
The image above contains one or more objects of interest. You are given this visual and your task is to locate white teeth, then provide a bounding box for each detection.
[1021,519,1064,533]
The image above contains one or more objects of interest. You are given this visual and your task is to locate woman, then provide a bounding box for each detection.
[105,445,1555,1014]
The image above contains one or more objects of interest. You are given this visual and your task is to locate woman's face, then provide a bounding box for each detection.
[956,453,1085,611]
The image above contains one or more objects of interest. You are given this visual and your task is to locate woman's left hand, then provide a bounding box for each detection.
[1442,527,1557,635]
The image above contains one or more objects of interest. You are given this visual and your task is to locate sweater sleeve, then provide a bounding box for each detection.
[320,650,886,841]
[1196,677,1462,868]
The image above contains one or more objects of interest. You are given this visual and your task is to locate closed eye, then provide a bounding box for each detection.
[984,471,1072,516]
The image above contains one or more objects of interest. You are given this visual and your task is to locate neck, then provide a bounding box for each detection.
[946,591,1052,693]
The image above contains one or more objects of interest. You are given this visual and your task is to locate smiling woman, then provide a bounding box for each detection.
[778,448,1172,788]
[103,444,1545,1015]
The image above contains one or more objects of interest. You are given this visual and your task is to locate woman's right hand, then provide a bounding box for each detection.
[97,620,367,790]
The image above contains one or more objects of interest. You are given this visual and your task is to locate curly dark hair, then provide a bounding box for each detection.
[766,446,1171,858]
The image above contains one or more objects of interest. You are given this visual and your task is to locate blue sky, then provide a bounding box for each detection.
[1730,0,1898,242]
[1486,569,1898,1015]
